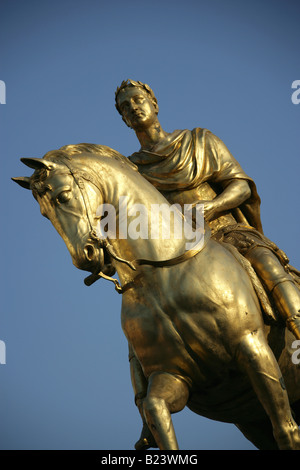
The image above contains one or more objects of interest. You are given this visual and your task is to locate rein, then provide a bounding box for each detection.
[84,235,205,293]
[64,162,205,294]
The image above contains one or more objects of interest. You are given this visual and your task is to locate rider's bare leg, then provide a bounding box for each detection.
[272,281,300,340]
[236,329,300,449]
[142,372,189,450]
[245,246,300,339]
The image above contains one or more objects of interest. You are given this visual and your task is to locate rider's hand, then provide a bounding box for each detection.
[197,200,220,221]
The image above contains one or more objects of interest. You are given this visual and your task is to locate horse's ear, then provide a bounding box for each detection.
[20,157,55,170]
[11,176,31,189]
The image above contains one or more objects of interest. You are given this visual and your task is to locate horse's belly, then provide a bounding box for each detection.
[187,373,266,423]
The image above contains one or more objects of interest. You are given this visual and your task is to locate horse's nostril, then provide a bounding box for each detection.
[84,244,95,262]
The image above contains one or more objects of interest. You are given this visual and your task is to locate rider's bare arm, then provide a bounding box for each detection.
[199,178,251,221]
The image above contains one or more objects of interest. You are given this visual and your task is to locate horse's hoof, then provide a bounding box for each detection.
[134,425,158,450]
[134,437,152,450]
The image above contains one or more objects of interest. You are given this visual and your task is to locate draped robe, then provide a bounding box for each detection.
[129,128,263,233]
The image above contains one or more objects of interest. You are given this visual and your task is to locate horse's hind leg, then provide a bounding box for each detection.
[142,371,189,450]
[236,329,300,449]
[236,419,278,450]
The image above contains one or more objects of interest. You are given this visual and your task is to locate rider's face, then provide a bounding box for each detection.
[117,87,158,130]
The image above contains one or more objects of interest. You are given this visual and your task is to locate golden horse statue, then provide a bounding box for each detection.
[13,143,300,450]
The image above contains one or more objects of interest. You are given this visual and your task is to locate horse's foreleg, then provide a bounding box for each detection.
[142,372,189,450]
[236,330,300,450]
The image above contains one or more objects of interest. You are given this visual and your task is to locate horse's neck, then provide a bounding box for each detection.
[99,160,191,267]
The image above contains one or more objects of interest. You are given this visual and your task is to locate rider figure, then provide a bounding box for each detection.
[115,79,300,448]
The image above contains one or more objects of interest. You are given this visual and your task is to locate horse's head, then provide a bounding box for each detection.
[12,152,115,278]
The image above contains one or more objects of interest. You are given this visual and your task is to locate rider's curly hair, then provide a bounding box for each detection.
[115,79,158,117]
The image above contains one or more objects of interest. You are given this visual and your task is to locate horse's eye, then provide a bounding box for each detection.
[56,190,71,204]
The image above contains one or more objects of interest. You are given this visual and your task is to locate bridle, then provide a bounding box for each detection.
[62,160,206,294]
[60,159,137,292]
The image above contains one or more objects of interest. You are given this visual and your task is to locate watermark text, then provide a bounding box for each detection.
[0,80,6,104]
[0,340,6,364]
[291,80,300,105]
[291,340,300,365]
[95,197,205,251]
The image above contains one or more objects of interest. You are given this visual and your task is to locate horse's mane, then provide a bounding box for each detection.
[31,143,137,197]
[43,143,138,171]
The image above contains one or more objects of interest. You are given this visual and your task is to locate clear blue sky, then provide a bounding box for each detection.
[1,0,299,450]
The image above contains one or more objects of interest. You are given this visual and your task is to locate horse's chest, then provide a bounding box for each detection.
[121,298,176,346]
